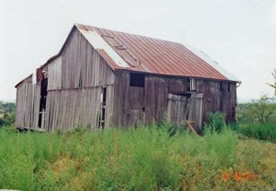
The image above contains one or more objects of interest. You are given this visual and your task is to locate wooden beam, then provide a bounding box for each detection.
[186,120,199,136]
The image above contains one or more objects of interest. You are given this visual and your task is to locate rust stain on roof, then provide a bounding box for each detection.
[76,24,229,81]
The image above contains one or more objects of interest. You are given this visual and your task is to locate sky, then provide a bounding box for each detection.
[0,0,275,102]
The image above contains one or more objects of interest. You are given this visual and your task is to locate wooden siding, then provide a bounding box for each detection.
[45,87,100,130]
[15,77,41,129]
[167,93,203,131]
[197,80,237,123]
[61,28,114,89]
[44,28,115,131]
[112,72,237,131]
[48,56,62,90]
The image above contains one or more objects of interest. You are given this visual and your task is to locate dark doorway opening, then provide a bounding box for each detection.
[38,78,48,128]
[98,87,107,129]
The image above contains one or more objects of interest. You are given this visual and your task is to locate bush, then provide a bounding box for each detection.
[204,112,226,132]
[237,123,276,143]
[0,101,16,128]
[0,112,15,127]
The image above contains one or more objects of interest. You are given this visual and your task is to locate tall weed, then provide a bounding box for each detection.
[0,125,273,190]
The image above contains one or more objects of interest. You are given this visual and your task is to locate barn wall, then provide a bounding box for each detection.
[48,56,62,90]
[196,80,237,123]
[112,72,172,127]
[61,28,114,89]
[32,81,41,129]
[15,76,41,129]
[113,72,237,131]
[45,28,115,131]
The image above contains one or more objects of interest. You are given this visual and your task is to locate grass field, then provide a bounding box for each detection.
[0,125,275,191]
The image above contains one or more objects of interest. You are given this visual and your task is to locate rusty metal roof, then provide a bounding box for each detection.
[76,24,237,81]
[16,23,238,89]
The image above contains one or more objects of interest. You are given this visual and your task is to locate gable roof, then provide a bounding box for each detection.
[76,24,239,82]
[22,23,239,87]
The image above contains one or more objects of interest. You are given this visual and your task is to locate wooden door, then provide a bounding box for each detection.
[167,93,203,131]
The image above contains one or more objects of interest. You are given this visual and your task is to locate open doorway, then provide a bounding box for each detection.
[98,87,107,129]
[38,78,48,128]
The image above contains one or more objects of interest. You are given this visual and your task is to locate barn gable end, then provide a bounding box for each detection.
[43,27,116,131]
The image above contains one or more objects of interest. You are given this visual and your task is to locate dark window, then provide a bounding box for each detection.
[130,73,145,87]
[228,82,231,92]
[102,87,107,105]
[220,82,223,91]
[98,87,107,129]
[38,78,48,128]
[232,106,235,118]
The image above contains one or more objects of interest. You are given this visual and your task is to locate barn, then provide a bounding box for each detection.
[15,23,239,132]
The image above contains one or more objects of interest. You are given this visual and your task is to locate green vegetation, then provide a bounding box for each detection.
[0,101,15,127]
[204,112,226,132]
[0,125,275,191]
[234,95,276,142]
[237,123,276,143]
[267,69,276,95]
[237,95,276,124]
[0,68,275,190]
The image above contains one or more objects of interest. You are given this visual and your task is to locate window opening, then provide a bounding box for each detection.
[130,73,145,87]
[98,87,107,129]
[187,78,196,91]
[228,82,231,92]
[38,77,48,128]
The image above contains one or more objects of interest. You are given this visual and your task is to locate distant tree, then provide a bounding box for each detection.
[237,95,275,123]
[2,102,16,113]
[267,69,276,96]
[0,101,16,127]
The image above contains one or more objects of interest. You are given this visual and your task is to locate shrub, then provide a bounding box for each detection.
[238,123,276,143]
[204,112,226,132]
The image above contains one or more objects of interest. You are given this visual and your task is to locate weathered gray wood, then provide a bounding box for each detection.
[15,27,237,133]
[48,56,62,90]
[15,76,41,129]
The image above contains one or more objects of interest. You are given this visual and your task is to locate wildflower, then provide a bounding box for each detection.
[222,172,229,182]
[245,172,251,181]
[233,172,242,181]
[252,173,259,180]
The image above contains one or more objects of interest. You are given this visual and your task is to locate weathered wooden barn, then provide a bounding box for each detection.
[15,23,239,132]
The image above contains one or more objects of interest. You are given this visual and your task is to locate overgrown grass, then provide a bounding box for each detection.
[234,123,276,143]
[0,124,275,190]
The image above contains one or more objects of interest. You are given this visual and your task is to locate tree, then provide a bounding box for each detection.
[267,69,276,95]
[0,101,16,127]
[237,95,276,123]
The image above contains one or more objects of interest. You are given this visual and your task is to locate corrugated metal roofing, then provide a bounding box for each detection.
[76,24,237,81]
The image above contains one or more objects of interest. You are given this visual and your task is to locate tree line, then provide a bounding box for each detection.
[0,101,16,127]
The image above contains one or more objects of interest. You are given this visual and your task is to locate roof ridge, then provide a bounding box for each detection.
[75,23,185,47]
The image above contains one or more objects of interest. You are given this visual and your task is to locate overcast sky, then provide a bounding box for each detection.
[0,0,275,102]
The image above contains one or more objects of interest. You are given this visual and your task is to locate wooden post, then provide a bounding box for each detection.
[186,120,199,136]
